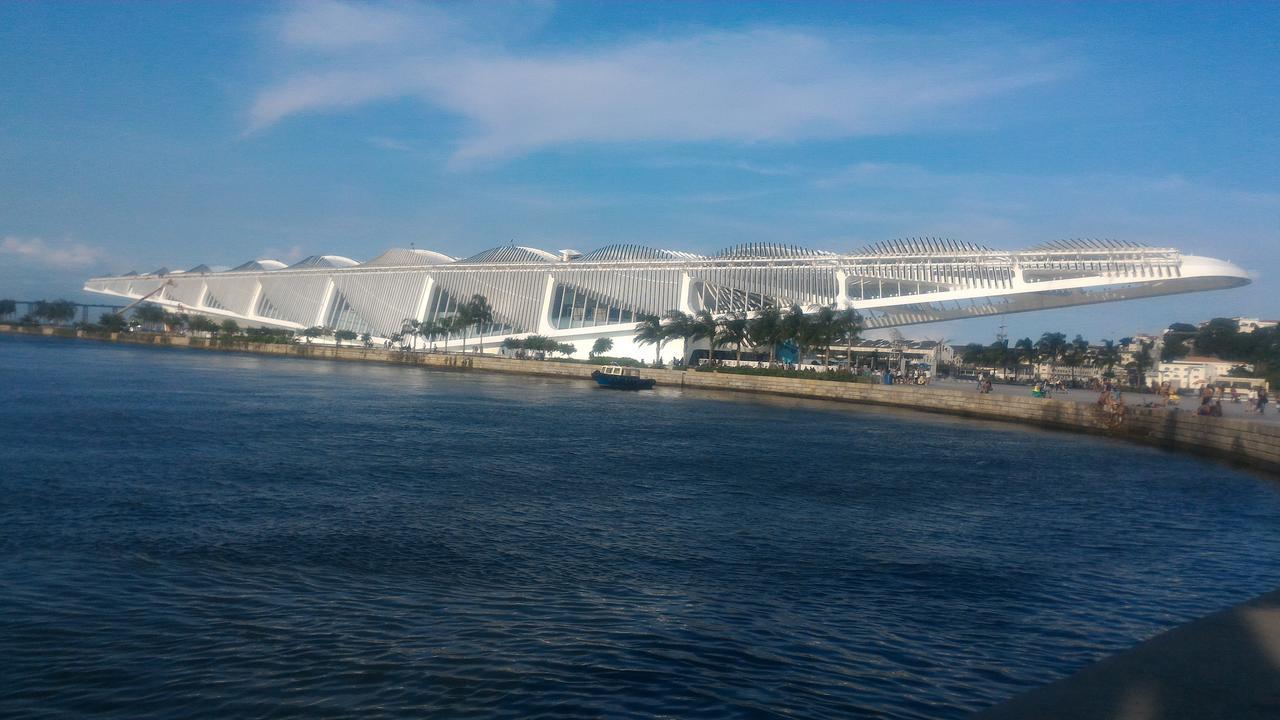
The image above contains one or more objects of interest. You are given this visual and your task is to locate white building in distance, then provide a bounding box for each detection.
[85,238,1251,362]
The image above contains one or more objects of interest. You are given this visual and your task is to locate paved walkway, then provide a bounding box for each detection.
[930,378,1280,425]
[974,587,1280,719]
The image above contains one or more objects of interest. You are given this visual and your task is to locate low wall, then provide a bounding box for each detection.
[5,324,1278,475]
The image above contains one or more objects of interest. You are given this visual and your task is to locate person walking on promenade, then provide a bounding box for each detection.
[1258,388,1269,415]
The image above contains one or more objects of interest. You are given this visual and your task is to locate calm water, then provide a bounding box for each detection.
[2,334,1279,719]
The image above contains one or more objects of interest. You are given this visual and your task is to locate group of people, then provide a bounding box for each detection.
[882,369,931,385]
[1153,381,1269,416]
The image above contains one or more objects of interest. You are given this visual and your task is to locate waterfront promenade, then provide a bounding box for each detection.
[952,378,1280,425]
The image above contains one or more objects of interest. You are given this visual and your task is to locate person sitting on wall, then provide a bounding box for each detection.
[1197,396,1214,416]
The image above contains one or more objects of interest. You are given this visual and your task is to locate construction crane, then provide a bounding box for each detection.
[113,279,174,316]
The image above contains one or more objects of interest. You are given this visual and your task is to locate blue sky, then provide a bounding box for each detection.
[1,1,1276,342]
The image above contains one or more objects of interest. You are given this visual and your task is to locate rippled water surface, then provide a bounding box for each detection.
[3,334,1280,719]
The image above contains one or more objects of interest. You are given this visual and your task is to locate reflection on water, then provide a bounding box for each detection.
[2,334,1279,719]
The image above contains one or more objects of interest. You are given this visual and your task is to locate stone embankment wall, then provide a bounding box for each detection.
[6,324,1278,475]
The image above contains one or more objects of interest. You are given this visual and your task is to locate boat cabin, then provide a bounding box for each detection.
[599,364,642,378]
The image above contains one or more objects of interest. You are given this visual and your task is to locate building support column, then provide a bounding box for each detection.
[413,276,435,323]
[313,278,336,328]
[537,274,557,335]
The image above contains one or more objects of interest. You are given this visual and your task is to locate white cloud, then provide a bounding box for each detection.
[247,2,1068,161]
[366,135,413,152]
[260,244,306,264]
[0,236,106,269]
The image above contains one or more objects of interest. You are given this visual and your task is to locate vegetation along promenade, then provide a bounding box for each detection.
[4,320,1278,478]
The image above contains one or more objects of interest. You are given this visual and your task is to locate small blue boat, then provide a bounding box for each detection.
[591,364,656,390]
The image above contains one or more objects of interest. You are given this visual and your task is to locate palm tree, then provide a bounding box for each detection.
[720,312,750,365]
[1036,332,1068,378]
[806,305,839,367]
[1096,339,1120,379]
[1127,340,1154,389]
[590,337,613,358]
[165,312,188,334]
[633,314,667,366]
[781,305,808,364]
[662,310,694,364]
[418,319,441,351]
[835,308,862,371]
[468,294,494,354]
[689,310,723,366]
[1067,334,1089,383]
[360,332,373,348]
[454,302,477,353]
[133,303,167,331]
[747,306,783,365]
[401,319,422,350]
[1013,337,1035,381]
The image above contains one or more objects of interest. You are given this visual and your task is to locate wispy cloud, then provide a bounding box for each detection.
[366,135,413,152]
[259,244,306,264]
[640,157,801,176]
[0,236,106,269]
[247,1,1069,161]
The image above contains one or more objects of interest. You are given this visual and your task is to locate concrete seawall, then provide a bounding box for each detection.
[6,324,1279,476]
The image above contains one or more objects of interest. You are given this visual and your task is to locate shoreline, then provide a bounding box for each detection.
[5,323,1279,477]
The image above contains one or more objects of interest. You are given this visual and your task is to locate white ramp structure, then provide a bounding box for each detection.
[84,239,1250,359]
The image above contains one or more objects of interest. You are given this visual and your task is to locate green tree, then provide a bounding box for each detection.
[402,318,422,351]
[220,318,240,335]
[1161,322,1197,361]
[1195,318,1242,359]
[35,299,78,325]
[0,299,16,319]
[780,305,808,363]
[419,319,443,350]
[165,312,189,334]
[962,342,987,367]
[590,337,614,358]
[360,332,373,348]
[1127,340,1154,388]
[99,312,128,332]
[1035,332,1068,377]
[133,303,167,330]
[302,326,326,342]
[334,329,358,346]
[555,342,576,358]
[452,303,477,353]
[468,294,494,354]
[834,308,862,371]
[660,310,694,364]
[1095,339,1120,379]
[806,305,840,367]
[633,314,668,366]
[688,310,723,365]
[1013,337,1035,381]
[720,312,751,365]
[188,316,219,333]
[747,306,784,365]
[1063,334,1089,382]
[980,339,1015,379]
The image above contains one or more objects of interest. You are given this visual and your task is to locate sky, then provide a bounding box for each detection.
[1,1,1276,342]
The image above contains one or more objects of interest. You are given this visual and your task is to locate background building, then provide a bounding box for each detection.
[85,239,1250,362]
